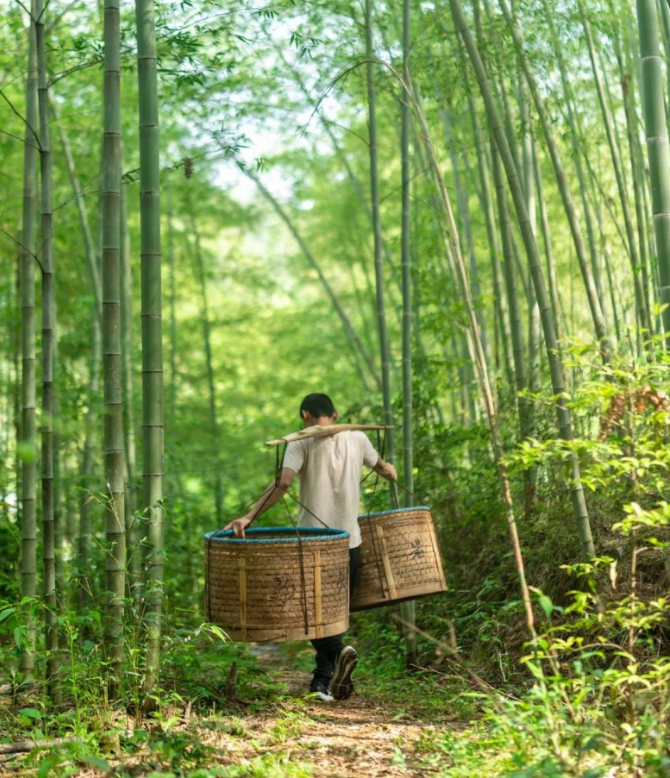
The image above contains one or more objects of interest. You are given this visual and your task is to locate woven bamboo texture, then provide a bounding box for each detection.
[204,528,350,642]
[351,507,447,612]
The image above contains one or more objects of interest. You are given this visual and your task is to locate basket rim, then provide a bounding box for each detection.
[204,527,350,544]
[358,505,431,520]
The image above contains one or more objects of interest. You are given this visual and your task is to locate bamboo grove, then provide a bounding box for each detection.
[0,0,670,710]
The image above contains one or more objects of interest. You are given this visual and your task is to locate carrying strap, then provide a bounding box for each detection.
[359,428,422,600]
[207,428,420,628]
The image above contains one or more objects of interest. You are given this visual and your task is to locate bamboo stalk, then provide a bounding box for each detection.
[543,6,606,335]
[274,43,402,305]
[581,4,651,338]
[366,0,396,469]
[120,183,140,610]
[399,0,416,661]
[52,100,102,331]
[102,0,126,697]
[453,0,595,558]
[52,102,102,609]
[35,0,60,702]
[19,9,38,677]
[637,0,670,342]
[491,143,533,501]
[615,33,654,327]
[462,54,514,387]
[441,107,491,367]
[77,315,100,610]
[410,70,535,635]
[533,144,565,341]
[498,0,611,364]
[135,0,164,698]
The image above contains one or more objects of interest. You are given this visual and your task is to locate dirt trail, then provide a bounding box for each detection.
[0,649,465,777]
[200,642,466,778]
[198,667,464,778]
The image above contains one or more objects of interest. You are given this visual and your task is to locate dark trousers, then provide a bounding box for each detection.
[310,546,361,689]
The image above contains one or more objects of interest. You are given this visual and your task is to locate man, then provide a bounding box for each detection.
[225,393,397,702]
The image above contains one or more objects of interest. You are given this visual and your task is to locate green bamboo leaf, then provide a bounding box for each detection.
[19,708,42,719]
[538,595,553,619]
[82,756,110,770]
[38,756,59,778]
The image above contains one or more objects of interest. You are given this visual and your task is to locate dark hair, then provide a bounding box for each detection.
[299,393,335,419]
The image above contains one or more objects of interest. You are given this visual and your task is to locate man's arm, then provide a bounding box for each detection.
[224,467,296,538]
[372,457,397,482]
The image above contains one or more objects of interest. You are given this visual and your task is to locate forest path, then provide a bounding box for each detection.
[0,644,469,777]
[199,643,468,777]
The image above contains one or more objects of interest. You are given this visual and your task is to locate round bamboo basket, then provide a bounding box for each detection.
[204,527,351,642]
[351,506,447,612]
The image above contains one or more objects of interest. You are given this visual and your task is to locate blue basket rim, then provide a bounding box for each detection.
[204,527,350,544]
[358,505,431,520]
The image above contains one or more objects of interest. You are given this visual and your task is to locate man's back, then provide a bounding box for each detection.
[283,431,378,548]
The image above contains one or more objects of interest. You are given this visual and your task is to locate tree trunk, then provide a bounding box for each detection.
[637,0,670,342]
[399,0,416,664]
[102,0,126,697]
[121,183,140,611]
[35,0,60,701]
[19,11,38,677]
[135,0,165,698]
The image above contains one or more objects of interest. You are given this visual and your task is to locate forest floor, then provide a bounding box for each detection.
[0,640,475,778]
[180,668,467,778]
[189,642,469,778]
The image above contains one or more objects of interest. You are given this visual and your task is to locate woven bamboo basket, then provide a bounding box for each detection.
[204,527,351,642]
[351,506,447,612]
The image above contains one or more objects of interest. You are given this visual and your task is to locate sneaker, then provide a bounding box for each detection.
[330,646,358,701]
[309,681,334,703]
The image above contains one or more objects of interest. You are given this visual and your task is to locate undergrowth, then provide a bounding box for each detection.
[2,352,670,776]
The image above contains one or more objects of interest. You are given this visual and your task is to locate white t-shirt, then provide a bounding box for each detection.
[282,431,379,549]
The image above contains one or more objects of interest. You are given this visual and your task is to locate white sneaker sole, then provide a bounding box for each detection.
[331,647,358,700]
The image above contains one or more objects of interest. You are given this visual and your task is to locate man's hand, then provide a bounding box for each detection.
[223,470,295,539]
[384,463,398,482]
[224,516,253,539]
[373,458,397,482]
